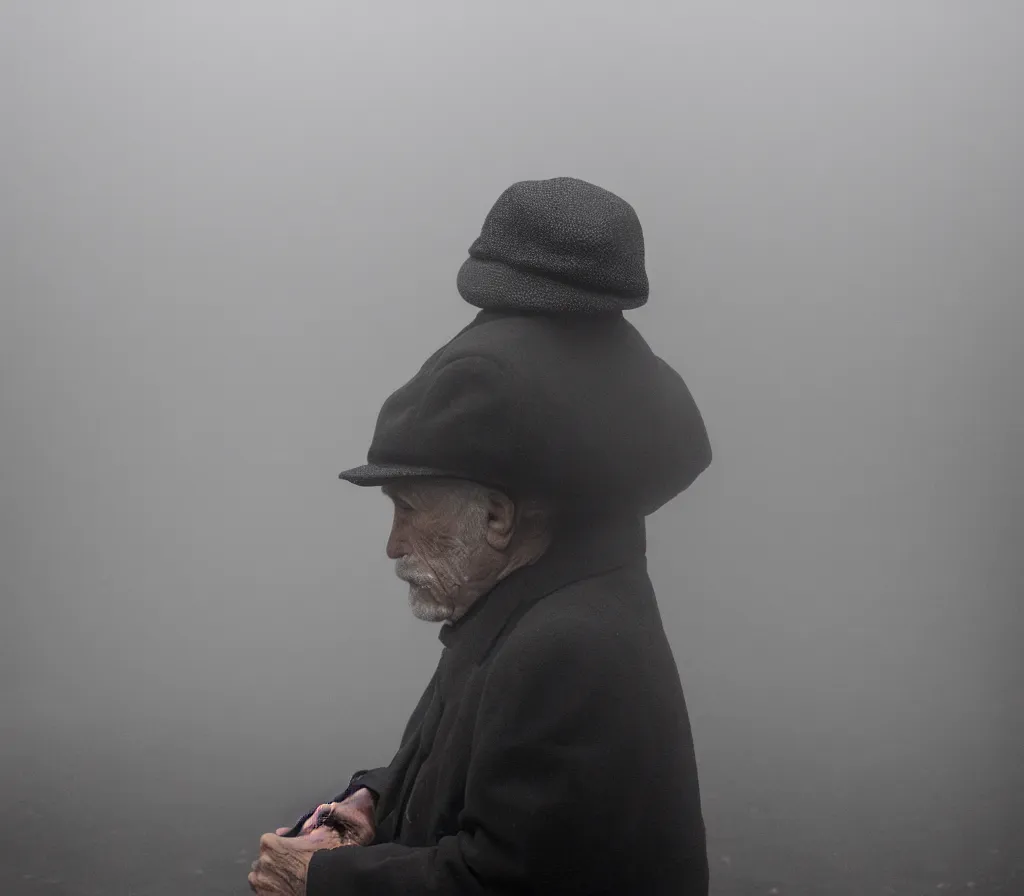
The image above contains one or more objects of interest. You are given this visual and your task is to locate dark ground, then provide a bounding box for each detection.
[2,689,1020,896]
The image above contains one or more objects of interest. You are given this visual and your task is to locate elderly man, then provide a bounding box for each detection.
[249,177,713,895]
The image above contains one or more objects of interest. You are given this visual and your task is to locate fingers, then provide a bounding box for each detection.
[274,827,289,836]
[304,824,347,848]
[301,803,334,834]
[248,868,273,894]
[331,792,375,828]
[247,860,261,892]
[249,835,289,892]
[320,796,376,847]
[249,825,347,891]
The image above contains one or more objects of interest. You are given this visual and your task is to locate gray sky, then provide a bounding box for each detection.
[1,2,1021,893]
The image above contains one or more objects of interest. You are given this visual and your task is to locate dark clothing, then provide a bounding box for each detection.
[339,177,716,517]
[339,307,712,518]
[304,514,709,895]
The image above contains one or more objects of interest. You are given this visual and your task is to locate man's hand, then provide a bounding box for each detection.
[248,826,344,895]
[251,788,377,892]
[313,787,377,847]
[273,801,334,838]
[275,786,378,839]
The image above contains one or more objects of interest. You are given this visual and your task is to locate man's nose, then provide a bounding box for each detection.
[385,520,406,560]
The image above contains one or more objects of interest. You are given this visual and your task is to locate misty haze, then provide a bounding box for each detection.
[1,3,1021,895]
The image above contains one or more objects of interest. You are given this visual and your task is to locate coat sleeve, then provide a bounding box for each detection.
[330,766,391,804]
[305,618,642,895]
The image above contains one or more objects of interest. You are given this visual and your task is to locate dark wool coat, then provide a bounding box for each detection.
[299,514,709,895]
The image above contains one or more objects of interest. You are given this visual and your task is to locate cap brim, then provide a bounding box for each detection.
[338,462,456,487]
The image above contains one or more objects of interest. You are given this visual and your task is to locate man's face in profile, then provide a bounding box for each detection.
[381,479,491,623]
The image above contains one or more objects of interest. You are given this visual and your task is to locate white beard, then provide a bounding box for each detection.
[407,584,454,622]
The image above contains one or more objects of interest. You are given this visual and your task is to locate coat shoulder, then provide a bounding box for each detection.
[492,561,658,677]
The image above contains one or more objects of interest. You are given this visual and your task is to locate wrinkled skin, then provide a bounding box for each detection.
[249,789,376,894]
[384,478,552,623]
[272,786,376,840]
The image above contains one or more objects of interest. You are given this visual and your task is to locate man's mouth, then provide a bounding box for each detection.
[395,558,433,588]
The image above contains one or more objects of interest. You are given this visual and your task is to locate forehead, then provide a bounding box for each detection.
[381,478,449,502]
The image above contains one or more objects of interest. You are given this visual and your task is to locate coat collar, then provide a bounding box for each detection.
[437,512,647,668]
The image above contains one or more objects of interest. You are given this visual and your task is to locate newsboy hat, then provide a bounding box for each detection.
[338,177,711,515]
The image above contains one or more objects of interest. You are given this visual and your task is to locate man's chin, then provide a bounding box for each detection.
[407,587,453,623]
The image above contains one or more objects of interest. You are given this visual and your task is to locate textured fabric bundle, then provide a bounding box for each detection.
[339,176,711,515]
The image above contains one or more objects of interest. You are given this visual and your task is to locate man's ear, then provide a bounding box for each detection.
[483,490,516,551]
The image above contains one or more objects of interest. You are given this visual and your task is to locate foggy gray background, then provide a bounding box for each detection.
[2,2,1021,894]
